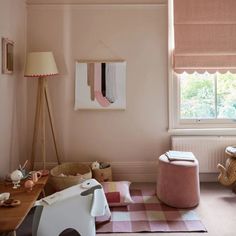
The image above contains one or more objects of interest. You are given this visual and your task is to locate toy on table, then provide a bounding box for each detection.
[10,170,23,189]
[4,160,29,183]
[29,171,42,183]
[1,198,21,207]
[0,192,10,203]
[24,180,35,191]
[19,160,29,179]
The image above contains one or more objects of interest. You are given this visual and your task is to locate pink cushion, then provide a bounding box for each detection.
[156,154,200,208]
[101,181,133,206]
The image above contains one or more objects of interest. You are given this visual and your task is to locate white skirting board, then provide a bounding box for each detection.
[34,161,220,182]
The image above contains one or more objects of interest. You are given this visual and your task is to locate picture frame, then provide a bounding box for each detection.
[2,38,14,74]
[75,60,126,110]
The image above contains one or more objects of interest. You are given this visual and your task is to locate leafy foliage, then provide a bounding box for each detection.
[180,73,236,120]
[217,74,236,119]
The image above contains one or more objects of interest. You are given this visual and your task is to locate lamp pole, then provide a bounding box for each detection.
[25,52,61,171]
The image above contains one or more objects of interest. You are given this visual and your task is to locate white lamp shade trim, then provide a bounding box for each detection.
[24,52,58,77]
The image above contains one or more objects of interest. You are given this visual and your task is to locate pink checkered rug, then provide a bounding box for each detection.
[96,184,207,233]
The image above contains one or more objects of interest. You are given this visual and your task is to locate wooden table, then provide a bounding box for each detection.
[0,176,48,236]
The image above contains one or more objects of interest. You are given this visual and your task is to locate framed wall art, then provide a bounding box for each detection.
[2,38,14,74]
[75,60,126,110]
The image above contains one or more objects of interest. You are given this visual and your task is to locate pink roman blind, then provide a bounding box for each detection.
[173,0,236,73]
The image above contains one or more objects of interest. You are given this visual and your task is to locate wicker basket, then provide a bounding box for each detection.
[92,165,112,182]
[50,163,92,190]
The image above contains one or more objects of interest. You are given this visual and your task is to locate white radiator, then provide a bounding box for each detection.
[171,136,236,173]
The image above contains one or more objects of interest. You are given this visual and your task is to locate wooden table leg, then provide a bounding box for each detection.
[41,189,46,198]
[0,231,16,236]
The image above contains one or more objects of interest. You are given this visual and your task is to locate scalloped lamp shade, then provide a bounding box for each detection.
[24,52,58,77]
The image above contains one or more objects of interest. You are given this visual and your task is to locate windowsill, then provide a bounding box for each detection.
[168,128,236,136]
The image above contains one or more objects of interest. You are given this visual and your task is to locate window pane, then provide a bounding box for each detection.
[217,73,236,119]
[180,73,216,119]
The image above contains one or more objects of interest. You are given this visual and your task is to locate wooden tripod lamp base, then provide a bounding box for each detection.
[24,52,61,170]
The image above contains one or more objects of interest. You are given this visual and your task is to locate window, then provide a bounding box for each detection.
[179,72,236,122]
[168,0,236,133]
[170,72,236,131]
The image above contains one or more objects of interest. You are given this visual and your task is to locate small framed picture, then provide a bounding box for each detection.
[2,38,14,74]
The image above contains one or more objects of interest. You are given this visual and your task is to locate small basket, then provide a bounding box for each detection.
[50,163,92,190]
[92,164,112,182]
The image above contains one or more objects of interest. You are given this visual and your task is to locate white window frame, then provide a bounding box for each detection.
[174,74,236,125]
[167,0,236,135]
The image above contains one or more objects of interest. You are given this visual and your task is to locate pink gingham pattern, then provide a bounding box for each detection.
[96,185,206,233]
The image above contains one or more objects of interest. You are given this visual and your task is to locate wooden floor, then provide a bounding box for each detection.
[17,182,236,236]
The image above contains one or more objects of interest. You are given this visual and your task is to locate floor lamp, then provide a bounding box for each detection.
[24,52,61,170]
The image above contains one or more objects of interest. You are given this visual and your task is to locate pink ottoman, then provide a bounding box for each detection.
[156,154,200,208]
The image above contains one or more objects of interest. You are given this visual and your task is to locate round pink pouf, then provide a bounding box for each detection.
[156,154,200,208]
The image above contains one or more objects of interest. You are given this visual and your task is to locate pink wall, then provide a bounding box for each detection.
[27,0,166,4]
[27,1,170,180]
[0,0,27,179]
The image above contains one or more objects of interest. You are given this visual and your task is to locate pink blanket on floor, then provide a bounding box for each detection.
[96,184,206,233]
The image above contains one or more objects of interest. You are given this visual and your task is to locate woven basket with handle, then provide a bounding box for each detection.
[50,162,92,190]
